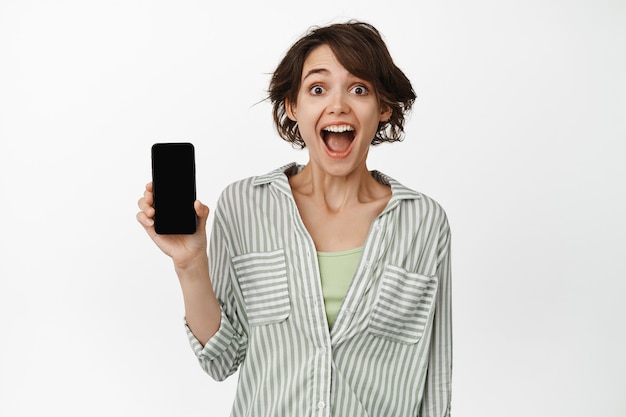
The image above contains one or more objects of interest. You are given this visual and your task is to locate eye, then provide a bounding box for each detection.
[309,85,326,95]
[350,84,369,96]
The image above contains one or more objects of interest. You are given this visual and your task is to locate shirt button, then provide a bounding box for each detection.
[317,401,326,409]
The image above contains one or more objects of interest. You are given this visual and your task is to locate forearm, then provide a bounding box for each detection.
[175,254,222,346]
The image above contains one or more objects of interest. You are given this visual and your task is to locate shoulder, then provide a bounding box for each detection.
[375,172,451,242]
[219,175,258,200]
[376,171,448,221]
[215,163,296,209]
[410,190,448,222]
[403,190,450,236]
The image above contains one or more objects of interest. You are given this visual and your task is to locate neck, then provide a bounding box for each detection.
[291,163,382,213]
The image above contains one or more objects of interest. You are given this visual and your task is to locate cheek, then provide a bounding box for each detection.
[364,110,384,130]
[294,107,320,130]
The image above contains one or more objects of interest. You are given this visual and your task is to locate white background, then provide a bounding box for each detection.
[1,0,625,416]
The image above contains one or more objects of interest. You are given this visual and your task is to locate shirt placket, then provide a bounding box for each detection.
[285,190,332,417]
[303,243,332,417]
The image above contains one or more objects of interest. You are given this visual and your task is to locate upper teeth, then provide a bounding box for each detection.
[323,125,354,133]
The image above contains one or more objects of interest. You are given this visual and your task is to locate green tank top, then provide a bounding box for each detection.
[317,247,363,328]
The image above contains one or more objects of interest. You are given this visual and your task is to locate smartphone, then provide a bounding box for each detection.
[151,142,197,234]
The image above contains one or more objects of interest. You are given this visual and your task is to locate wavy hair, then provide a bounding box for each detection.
[269,21,416,148]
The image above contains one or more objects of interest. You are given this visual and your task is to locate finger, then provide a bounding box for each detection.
[194,200,210,219]
[143,188,153,206]
[137,196,155,217]
[195,200,210,231]
[137,196,147,210]
[136,210,154,228]
[138,182,154,210]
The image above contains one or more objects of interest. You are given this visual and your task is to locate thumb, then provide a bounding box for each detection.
[194,200,210,231]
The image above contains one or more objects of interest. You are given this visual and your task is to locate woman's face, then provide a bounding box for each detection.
[287,44,391,177]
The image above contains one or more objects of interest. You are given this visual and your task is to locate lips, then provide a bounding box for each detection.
[321,124,355,155]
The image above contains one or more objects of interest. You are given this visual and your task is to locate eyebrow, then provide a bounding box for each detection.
[302,68,329,81]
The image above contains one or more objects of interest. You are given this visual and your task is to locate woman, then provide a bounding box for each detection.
[137,21,452,417]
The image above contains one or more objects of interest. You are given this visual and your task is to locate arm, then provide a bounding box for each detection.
[138,183,245,380]
[137,182,221,344]
[176,253,222,346]
[184,193,248,381]
[421,220,453,416]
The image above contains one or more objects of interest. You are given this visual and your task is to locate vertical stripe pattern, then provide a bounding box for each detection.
[185,163,452,416]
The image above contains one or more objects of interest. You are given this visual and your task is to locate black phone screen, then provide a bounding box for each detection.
[151,142,197,234]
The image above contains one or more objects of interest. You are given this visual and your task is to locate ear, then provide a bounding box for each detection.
[285,99,297,122]
[379,105,392,123]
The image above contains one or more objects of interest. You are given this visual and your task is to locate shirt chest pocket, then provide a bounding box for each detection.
[232,249,291,326]
[368,264,438,344]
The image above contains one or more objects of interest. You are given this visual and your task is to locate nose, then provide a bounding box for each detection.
[327,90,350,115]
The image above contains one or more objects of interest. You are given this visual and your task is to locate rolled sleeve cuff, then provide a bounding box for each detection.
[184,309,237,362]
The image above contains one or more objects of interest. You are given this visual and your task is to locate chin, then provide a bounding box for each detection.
[320,157,367,178]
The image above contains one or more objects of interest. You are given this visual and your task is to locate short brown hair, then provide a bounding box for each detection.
[269,21,416,148]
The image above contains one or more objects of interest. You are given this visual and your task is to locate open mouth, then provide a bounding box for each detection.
[321,125,355,156]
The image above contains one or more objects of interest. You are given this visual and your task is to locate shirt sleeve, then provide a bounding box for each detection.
[420,217,453,416]
[184,308,246,381]
[184,198,248,382]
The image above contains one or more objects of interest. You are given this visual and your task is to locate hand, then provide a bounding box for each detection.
[136,182,210,269]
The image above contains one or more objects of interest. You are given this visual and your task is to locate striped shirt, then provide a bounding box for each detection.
[186,163,452,417]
